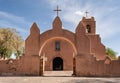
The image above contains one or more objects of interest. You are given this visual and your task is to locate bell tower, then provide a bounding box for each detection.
[81,17,96,34]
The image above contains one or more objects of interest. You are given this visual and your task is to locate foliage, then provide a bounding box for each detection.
[106,48,117,60]
[0,28,24,59]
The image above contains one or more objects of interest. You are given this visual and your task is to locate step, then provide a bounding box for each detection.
[44,71,73,77]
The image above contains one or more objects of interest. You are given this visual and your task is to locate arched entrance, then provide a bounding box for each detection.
[53,57,63,71]
[39,36,77,76]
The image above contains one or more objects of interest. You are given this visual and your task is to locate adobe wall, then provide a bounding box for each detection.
[39,16,76,57]
[42,38,75,70]
[75,22,90,54]
[25,23,40,56]
[0,56,40,76]
[87,34,106,60]
[40,29,75,49]
[75,54,120,77]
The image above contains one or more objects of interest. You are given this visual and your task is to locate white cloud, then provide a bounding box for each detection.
[0,20,27,33]
[48,0,88,32]
[0,11,29,24]
[75,11,84,16]
[0,11,31,34]
[47,0,120,39]
[92,6,120,39]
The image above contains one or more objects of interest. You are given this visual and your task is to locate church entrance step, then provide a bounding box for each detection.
[44,71,73,77]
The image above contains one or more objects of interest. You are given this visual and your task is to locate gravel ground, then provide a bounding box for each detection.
[0,71,120,83]
[0,77,120,83]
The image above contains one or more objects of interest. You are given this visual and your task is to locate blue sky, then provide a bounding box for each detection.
[0,0,120,56]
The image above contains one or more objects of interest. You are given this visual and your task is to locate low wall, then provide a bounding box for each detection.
[0,55,40,76]
[75,54,120,77]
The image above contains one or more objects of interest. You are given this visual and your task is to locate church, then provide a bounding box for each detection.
[0,7,120,76]
[25,7,106,71]
[26,14,106,71]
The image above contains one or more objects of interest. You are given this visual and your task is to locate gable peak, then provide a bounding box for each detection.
[53,16,62,30]
[30,22,40,34]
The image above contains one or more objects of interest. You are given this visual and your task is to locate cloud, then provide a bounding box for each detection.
[48,0,88,32]
[0,11,29,24]
[0,20,27,33]
[92,5,120,39]
[75,11,84,16]
[0,11,31,39]
[47,0,120,39]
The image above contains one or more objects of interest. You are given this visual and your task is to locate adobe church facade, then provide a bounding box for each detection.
[25,15,106,71]
[0,8,120,76]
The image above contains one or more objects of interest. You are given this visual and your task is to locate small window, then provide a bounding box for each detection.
[55,41,60,51]
[86,25,91,33]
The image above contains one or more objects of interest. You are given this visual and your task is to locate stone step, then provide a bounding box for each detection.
[44,71,73,77]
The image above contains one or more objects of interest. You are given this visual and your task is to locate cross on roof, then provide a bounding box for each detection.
[54,6,61,16]
[85,10,89,17]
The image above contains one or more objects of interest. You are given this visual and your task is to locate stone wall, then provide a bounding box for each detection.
[75,54,120,77]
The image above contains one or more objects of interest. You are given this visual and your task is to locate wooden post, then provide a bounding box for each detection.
[72,52,76,76]
[39,57,43,76]
[39,53,47,76]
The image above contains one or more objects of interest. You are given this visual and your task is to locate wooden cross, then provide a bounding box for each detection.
[54,6,61,16]
[85,10,89,17]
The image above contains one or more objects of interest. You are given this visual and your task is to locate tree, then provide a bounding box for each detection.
[11,30,24,59]
[0,28,24,59]
[106,48,117,60]
[0,46,8,59]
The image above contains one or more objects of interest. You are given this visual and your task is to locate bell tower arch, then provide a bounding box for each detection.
[81,17,96,34]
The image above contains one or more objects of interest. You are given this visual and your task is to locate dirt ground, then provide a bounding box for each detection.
[0,76,120,83]
[0,71,120,83]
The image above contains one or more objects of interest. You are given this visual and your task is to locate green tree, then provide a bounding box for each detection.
[106,48,117,60]
[11,30,24,59]
[0,28,24,59]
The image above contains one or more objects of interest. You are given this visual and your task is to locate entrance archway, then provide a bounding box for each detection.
[53,57,63,71]
[39,37,77,76]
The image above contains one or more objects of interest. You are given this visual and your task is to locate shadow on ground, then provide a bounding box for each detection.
[65,78,119,83]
